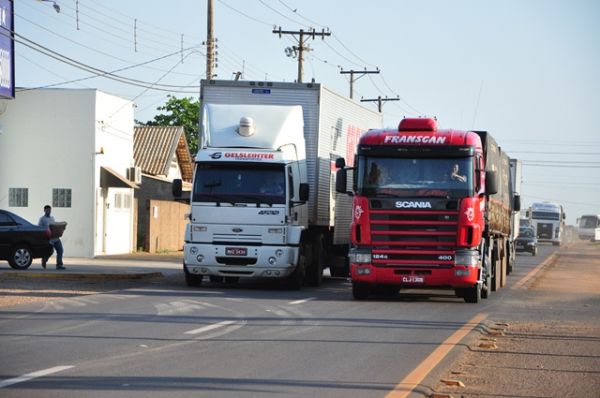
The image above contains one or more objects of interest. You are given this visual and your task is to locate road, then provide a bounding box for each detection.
[1,241,599,397]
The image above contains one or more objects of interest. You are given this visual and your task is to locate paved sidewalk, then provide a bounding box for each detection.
[0,252,184,280]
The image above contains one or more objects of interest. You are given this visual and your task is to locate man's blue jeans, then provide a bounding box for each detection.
[47,239,64,265]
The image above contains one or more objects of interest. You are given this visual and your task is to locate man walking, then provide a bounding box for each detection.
[38,205,65,270]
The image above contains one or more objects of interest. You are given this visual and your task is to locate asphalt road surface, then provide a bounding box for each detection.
[1,241,598,398]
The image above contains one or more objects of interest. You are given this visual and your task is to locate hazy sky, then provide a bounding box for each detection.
[13,0,600,224]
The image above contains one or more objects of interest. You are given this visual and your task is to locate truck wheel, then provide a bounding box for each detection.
[305,235,325,287]
[352,282,370,300]
[480,241,491,299]
[286,251,306,290]
[8,245,33,270]
[329,257,349,278]
[464,284,481,303]
[184,266,203,287]
[491,241,501,292]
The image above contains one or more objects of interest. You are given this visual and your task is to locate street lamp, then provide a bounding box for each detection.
[37,0,61,13]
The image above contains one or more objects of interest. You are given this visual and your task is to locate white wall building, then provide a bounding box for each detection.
[0,88,138,257]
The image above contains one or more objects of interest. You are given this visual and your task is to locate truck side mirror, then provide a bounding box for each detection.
[172,178,183,198]
[335,157,346,169]
[485,171,498,195]
[513,194,521,212]
[335,169,347,193]
[298,183,309,202]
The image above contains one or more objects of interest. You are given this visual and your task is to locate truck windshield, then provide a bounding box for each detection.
[192,163,286,205]
[357,156,474,198]
[532,211,560,220]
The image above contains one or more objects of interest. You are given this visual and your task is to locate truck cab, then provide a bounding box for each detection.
[336,118,506,303]
[179,104,310,288]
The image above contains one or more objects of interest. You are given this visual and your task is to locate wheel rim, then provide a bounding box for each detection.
[15,249,31,267]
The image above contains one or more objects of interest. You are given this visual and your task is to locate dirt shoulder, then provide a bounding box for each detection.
[430,241,600,398]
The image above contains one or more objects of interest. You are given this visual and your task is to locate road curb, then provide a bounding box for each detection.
[0,271,164,281]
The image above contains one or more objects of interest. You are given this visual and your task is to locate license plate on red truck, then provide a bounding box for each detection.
[402,276,424,283]
[225,247,247,256]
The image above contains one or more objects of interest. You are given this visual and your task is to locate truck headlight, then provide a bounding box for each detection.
[455,250,478,267]
[349,251,371,264]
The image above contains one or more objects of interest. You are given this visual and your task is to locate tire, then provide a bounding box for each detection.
[184,265,203,287]
[480,241,491,299]
[481,272,491,299]
[286,250,306,290]
[464,283,482,303]
[8,245,33,270]
[305,234,324,287]
[329,257,349,278]
[491,241,501,292]
[352,282,370,300]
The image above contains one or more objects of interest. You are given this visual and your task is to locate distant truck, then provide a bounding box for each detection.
[335,118,520,303]
[578,214,600,242]
[527,202,565,245]
[174,80,382,288]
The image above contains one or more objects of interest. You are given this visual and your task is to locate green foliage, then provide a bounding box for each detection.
[138,95,200,154]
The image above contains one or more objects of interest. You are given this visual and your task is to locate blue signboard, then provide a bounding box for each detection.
[251,88,271,95]
[0,0,14,99]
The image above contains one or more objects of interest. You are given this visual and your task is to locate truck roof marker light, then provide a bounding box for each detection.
[398,117,437,132]
[237,116,256,137]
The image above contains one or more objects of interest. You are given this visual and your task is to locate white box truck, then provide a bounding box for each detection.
[174,80,382,288]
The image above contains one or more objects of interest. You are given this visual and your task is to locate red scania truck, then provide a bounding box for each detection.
[335,118,520,303]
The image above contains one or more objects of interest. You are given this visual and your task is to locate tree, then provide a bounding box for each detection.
[138,95,200,154]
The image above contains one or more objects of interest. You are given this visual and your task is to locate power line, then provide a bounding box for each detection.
[9,30,200,93]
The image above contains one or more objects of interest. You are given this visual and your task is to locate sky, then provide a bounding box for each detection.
[12,0,600,225]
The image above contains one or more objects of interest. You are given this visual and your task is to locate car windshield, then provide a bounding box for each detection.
[357,156,474,198]
[192,162,286,205]
[519,228,534,238]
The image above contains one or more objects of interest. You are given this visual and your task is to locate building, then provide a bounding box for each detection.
[0,88,138,257]
[133,125,192,252]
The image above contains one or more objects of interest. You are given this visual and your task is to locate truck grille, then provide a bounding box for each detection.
[369,206,458,267]
[537,223,553,239]
[212,233,262,244]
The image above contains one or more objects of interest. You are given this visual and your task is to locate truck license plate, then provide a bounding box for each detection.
[225,247,247,256]
[402,276,424,283]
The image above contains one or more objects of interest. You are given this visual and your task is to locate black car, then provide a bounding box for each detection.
[0,209,53,269]
[516,226,538,256]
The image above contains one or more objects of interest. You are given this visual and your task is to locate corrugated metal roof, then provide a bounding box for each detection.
[134,126,193,182]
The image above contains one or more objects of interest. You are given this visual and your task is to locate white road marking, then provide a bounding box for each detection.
[0,366,73,389]
[288,297,316,305]
[155,300,208,316]
[184,320,237,335]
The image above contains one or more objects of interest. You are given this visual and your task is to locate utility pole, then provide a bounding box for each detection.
[206,0,215,79]
[273,27,330,83]
[340,68,379,99]
[360,95,400,113]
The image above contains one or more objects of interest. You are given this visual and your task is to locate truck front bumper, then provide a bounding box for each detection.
[350,263,479,288]
[183,243,299,278]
